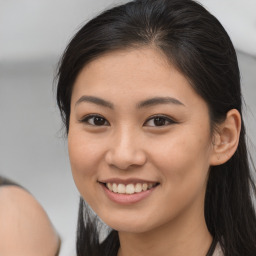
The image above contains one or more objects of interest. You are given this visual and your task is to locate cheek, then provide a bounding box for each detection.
[68,129,104,174]
[151,128,212,188]
[68,132,107,211]
[146,134,211,222]
[67,130,104,201]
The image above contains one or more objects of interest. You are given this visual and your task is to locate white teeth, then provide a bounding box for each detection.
[112,183,118,193]
[126,184,135,194]
[106,183,112,190]
[117,184,126,193]
[106,182,156,194]
[142,183,148,191]
[135,183,142,193]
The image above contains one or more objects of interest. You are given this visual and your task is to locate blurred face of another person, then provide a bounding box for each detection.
[68,47,216,234]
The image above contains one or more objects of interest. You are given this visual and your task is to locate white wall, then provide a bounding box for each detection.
[197,0,256,56]
[0,0,128,61]
[0,0,256,61]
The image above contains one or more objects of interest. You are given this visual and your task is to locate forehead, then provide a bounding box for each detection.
[71,47,204,108]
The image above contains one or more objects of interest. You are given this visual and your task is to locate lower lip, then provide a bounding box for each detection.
[101,183,157,205]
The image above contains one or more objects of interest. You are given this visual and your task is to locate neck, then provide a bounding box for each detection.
[117,209,212,256]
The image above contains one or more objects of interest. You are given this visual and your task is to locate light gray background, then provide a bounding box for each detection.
[0,1,255,255]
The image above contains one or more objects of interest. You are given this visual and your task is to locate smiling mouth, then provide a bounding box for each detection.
[102,182,159,195]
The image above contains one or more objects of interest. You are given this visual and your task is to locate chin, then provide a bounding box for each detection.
[102,215,156,234]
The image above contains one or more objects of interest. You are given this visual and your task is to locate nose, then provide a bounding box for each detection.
[105,128,147,170]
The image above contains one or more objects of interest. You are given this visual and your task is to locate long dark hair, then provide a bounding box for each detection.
[56,0,256,255]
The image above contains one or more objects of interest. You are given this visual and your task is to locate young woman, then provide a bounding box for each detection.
[56,0,256,255]
[0,176,60,255]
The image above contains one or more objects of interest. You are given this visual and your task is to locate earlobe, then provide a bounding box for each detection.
[210,109,241,166]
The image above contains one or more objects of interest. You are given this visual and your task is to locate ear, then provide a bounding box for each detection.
[210,109,241,166]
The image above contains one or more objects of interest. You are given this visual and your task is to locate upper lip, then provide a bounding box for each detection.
[99,178,159,185]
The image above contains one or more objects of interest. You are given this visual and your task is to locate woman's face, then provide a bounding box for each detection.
[68,48,215,233]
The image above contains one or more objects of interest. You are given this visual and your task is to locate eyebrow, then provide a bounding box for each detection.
[75,95,185,109]
[75,95,114,109]
[137,97,185,108]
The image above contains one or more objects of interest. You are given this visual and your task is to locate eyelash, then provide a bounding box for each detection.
[144,115,176,127]
[79,114,176,127]
[80,114,110,126]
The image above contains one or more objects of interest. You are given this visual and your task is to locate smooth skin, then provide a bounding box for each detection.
[0,186,60,256]
[68,47,241,256]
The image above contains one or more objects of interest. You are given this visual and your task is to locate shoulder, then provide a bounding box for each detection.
[0,185,60,256]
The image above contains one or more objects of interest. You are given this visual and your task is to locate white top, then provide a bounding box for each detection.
[213,243,224,256]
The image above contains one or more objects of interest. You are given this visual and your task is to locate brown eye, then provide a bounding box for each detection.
[93,116,106,126]
[153,117,167,126]
[144,115,176,127]
[81,115,109,126]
